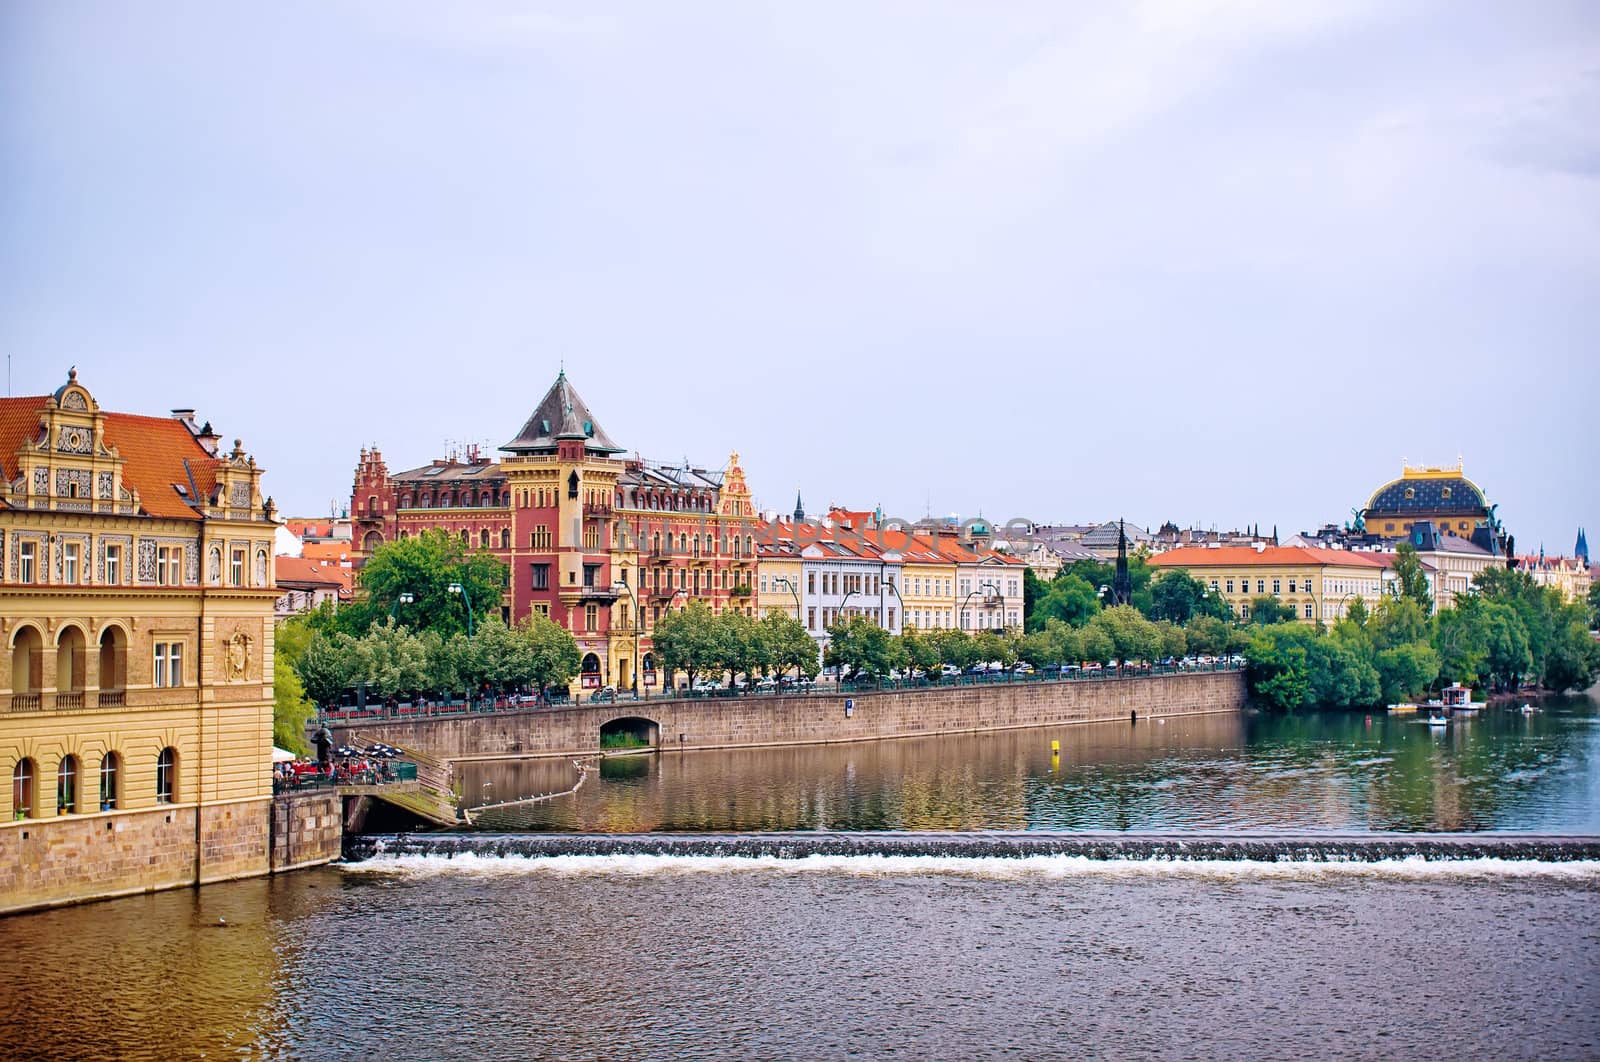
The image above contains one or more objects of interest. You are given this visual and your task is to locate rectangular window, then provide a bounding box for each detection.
[157,546,182,586]
[1304,604,1313,619]
[585,604,597,631]
[583,564,599,588]
[531,563,549,590]
[1256,580,1265,594]
[1272,579,1281,595]
[1209,580,1219,592]
[104,545,121,585]
[19,541,36,583]
[1287,579,1296,594]
[1225,580,1233,594]
[64,543,80,584]
[807,607,816,630]
[230,548,245,586]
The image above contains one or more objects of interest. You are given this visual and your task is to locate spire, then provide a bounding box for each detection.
[1576,527,1588,565]
[1113,518,1132,607]
[793,490,805,523]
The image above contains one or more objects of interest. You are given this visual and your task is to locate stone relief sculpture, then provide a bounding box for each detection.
[224,630,253,680]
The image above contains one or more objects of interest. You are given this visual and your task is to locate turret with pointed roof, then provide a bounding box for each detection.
[1576,527,1589,566]
[501,370,624,456]
[793,490,805,523]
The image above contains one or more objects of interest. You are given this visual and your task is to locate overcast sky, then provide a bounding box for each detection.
[3,1,1596,552]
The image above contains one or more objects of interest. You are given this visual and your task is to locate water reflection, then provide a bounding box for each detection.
[457,695,1600,834]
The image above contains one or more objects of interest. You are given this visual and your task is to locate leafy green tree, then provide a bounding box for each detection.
[930,627,979,670]
[1029,572,1103,630]
[972,630,1016,668]
[272,652,315,753]
[1371,597,1428,650]
[1344,595,1369,629]
[1393,541,1433,614]
[652,600,724,688]
[1541,618,1600,693]
[362,621,430,699]
[1376,642,1440,704]
[1245,624,1316,711]
[760,611,819,679]
[518,614,583,697]
[1154,620,1187,661]
[1149,569,1229,624]
[1247,595,1298,626]
[1018,620,1080,667]
[1184,615,1230,657]
[356,528,507,638]
[1309,632,1381,708]
[1088,606,1162,665]
[825,615,907,677]
[718,610,770,689]
[1479,601,1533,691]
[1078,623,1115,665]
[1588,581,1600,630]
[900,627,943,674]
[1431,597,1487,687]
[294,631,366,709]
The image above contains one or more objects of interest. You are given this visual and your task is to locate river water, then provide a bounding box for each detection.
[4,696,1598,1060]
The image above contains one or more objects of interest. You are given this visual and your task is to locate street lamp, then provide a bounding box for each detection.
[960,589,979,632]
[389,591,414,625]
[774,576,801,620]
[446,582,474,636]
[979,580,1002,632]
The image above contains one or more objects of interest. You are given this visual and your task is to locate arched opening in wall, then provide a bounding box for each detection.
[500,529,510,550]
[156,747,177,804]
[580,653,602,680]
[98,626,127,705]
[568,472,579,499]
[99,751,120,810]
[363,531,383,553]
[480,530,490,549]
[12,758,35,818]
[56,626,87,704]
[57,754,78,814]
[11,625,44,709]
[599,716,659,752]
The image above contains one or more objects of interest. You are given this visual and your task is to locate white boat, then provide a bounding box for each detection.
[1520,703,1539,715]
[1426,715,1449,727]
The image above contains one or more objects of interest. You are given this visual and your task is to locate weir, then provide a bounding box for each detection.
[346,830,1600,863]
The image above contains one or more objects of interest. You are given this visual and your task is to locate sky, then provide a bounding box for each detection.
[2,1,1597,553]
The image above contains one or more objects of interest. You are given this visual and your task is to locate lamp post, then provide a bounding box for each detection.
[447,581,474,636]
[960,589,979,632]
[389,591,414,625]
[979,580,1002,632]
[774,576,801,621]
[614,579,639,697]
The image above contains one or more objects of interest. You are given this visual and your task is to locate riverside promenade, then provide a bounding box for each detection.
[328,668,1247,764]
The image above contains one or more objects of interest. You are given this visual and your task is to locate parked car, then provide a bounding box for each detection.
[1012,662,1035,674]
[1082,662,1103,673]
[589,685,617,703]
[754,676,778,692]
[940,664,962,678]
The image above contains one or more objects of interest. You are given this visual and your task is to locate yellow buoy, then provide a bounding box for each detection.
[1050,739,1060,752]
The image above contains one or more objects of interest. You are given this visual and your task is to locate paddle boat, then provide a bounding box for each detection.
[1426,714,1449,728]
[1387,703,1419,713]
[1520,702,1539,715]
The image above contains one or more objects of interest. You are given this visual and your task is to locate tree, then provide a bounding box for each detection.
[1184,615,1230,657]
[362,621,429,700]
[1588,581,1600,630]
[1479,601,1532,691]
[1431,597,1488,688]
[518,614,583,698]
[1376,642,1440,704]
[1393,541,1433,614]
[355,529,508,638]
[272,652,315,754]
[1154,620,1187,662]
[1371,597,1428,650]
[761,611,819,679]
[1029,573,1102,630]
[1344,595,1369,629]
[718,610,770,689]
[972,630,1016,668]
[652,600,723,688]
[294,631,366,709]
[1088,606,1162,666]
[1541,618,1600,693]
[1245,624,1316,711]
[1248,595,1298,626]
[930,628,979,670]
[1149,569,1229,625]
[900,627,943,674]
[825,615,907,678]
[1309,632,1381,709]
[1018,620,1080,668]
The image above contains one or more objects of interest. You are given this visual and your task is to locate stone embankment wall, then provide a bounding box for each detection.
[333,670,1246,762]
[268,791,342,874]
[1,791,347,917]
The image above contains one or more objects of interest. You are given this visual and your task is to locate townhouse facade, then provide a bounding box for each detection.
[1149,545,1391,624]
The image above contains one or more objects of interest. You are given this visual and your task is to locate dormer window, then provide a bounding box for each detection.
[1441,487,1452,499]
[1404,487,1415,499]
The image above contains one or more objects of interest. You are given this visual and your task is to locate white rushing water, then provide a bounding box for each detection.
[341,851,1600,882]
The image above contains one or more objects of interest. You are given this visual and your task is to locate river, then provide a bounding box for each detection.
[2,695,1597,1060]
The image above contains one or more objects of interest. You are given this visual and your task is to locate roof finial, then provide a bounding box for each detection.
[67,366,77,383]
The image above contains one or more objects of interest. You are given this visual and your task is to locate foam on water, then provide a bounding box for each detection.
[341,850,1600,882]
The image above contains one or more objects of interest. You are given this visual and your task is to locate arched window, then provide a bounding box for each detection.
[57,625,87,695]
[460,530,469,545]
[567,472,579,499]
[479,529,490,548]
[11,625,43,705]
[99,752,119,811]
[580,653,601,675]
[156,747,176,804]
[399,494,411,509]
[57,755,77,814]
[363,530,383,553]
[13,758,35,819]
[367,494,378,513]
[99,626,127,699]
[208,545,222,584]
[499,529,510,550]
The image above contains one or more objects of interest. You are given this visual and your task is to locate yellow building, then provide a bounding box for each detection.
[1150,545,1391,624]
[1,371,280,914]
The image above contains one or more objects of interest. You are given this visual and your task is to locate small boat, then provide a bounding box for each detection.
[1387,703,1418,713]
[1520,703,1539,715]
[1426,715,1449,727]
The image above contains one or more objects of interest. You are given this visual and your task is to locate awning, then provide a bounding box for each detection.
[271,746,298,763]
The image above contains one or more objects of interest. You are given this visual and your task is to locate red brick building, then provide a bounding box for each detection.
[350,371,756,691]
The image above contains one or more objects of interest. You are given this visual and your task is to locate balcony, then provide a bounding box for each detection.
[54,691,85,709]
[8,692,41,712]
[982,595,1004,608]
[96,690,126,708]
[728,584,753,597]
[582,499,613,516]
[578,585,620,604]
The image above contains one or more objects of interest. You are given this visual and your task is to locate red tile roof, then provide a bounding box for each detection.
[0,396,223,520]
[274,555,354,597]
[1150,546,1392,569]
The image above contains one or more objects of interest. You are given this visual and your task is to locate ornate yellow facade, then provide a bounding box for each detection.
[1,371,280,913]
